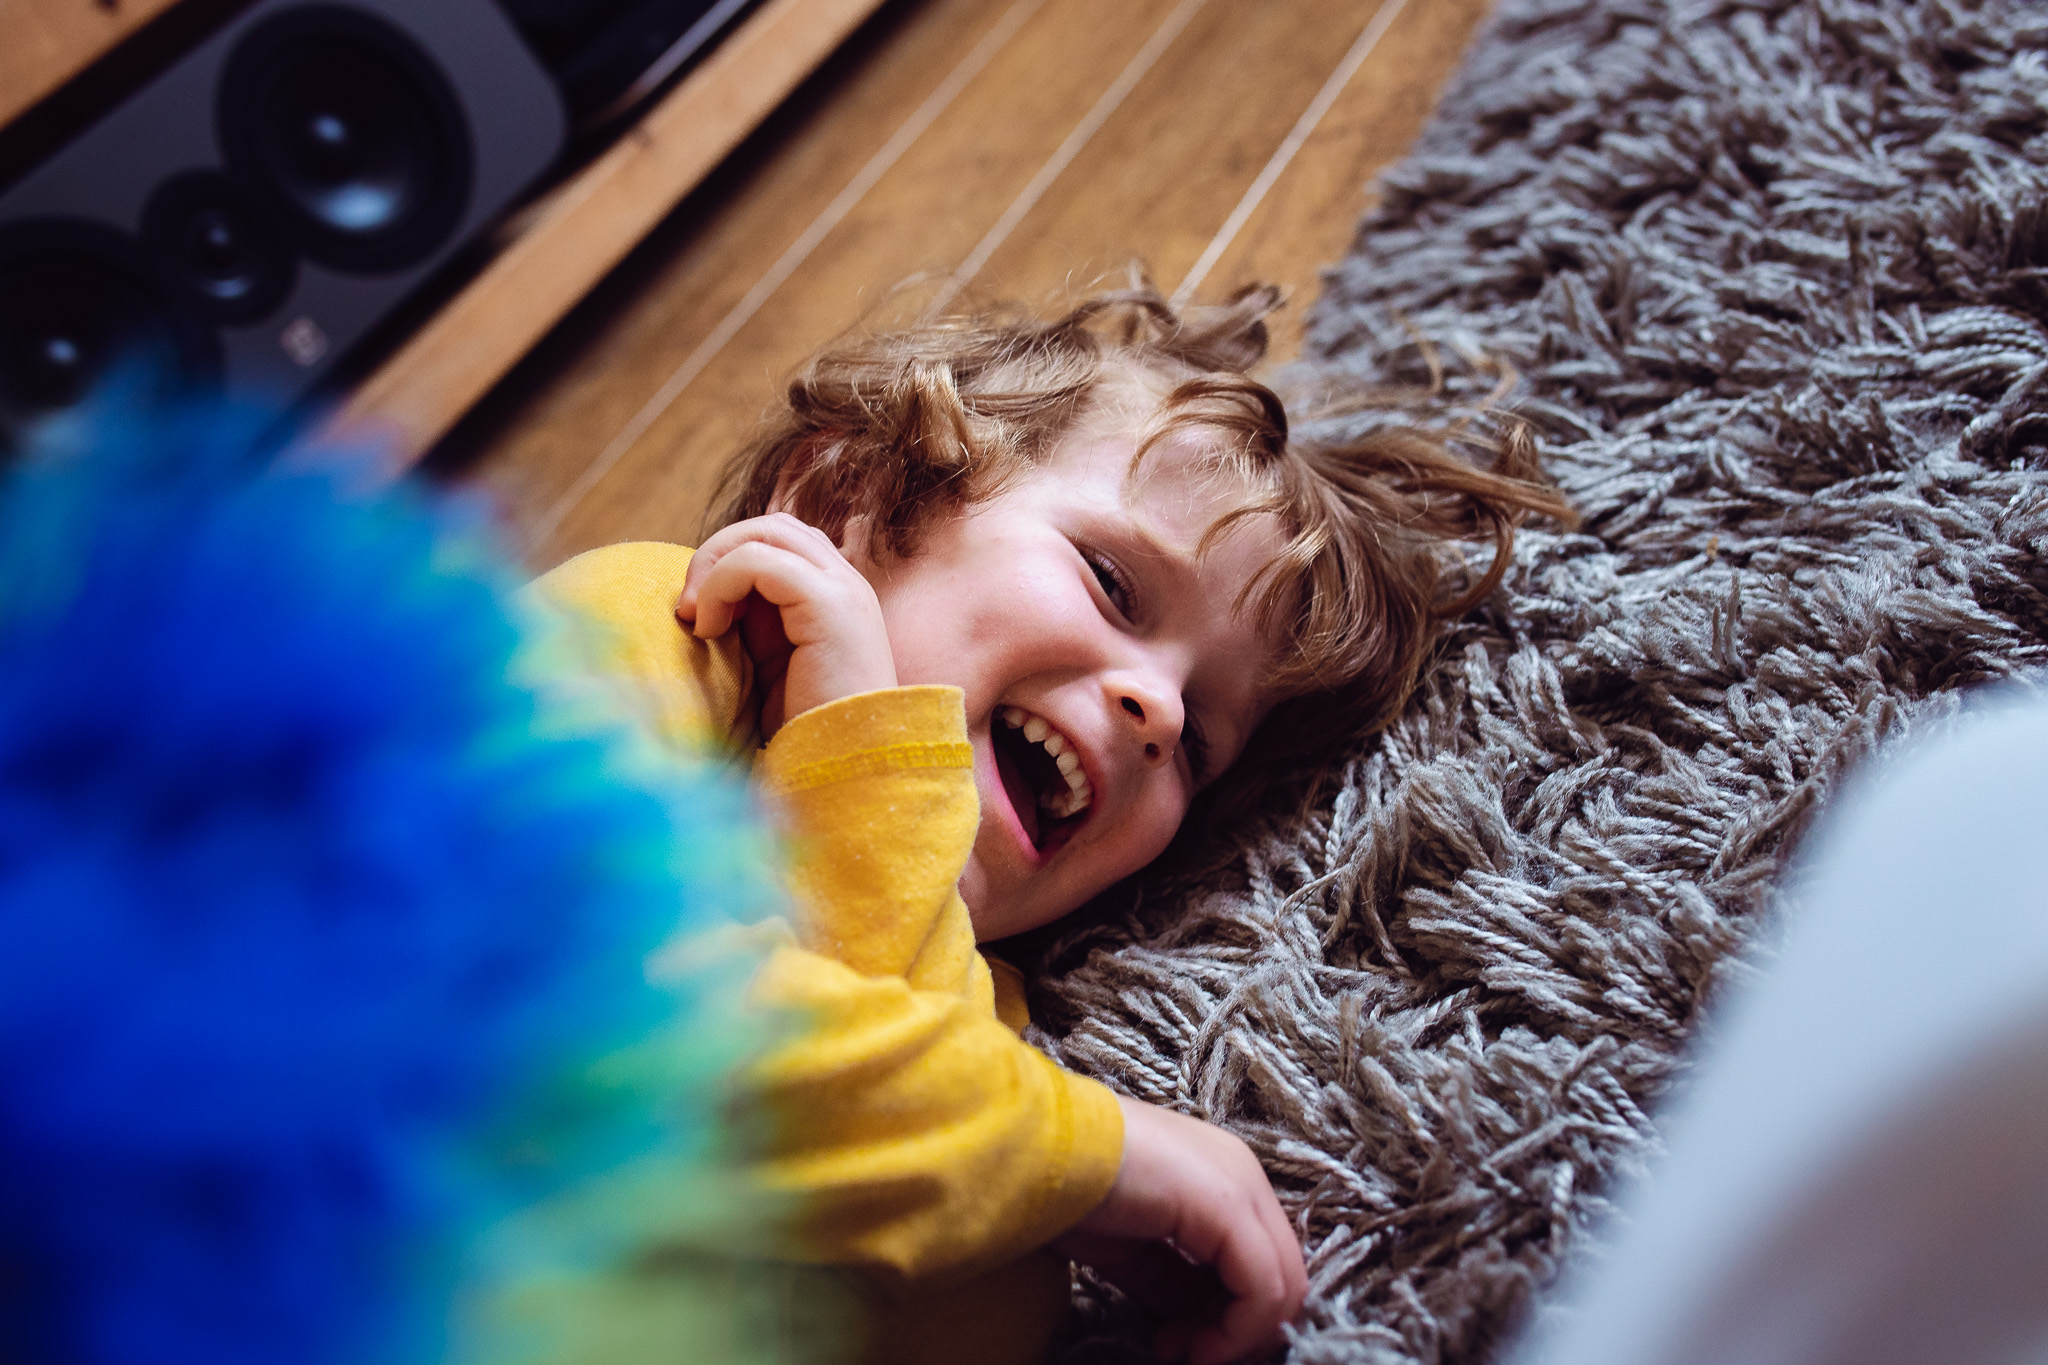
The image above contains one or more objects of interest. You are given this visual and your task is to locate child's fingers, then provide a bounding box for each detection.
[1151,1164,1298,1364]
[678,514,846,622]
[676,512,896,718]
[1084,1099,1305,1363]
[1193,1264,1286,1365]
[690,511,844,571]
[1244,1180,1307,1324]
[686,540,833,639]
[1180,1207,1295,1365]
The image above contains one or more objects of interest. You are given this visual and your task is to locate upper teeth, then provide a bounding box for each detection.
[999,706,1093,817]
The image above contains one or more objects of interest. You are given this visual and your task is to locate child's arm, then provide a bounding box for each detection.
[534,538,1127,1270]
[678,523,1305,1356]
[739,939,1125,1273]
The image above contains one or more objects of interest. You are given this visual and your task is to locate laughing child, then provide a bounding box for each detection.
[531,281,1567,1365]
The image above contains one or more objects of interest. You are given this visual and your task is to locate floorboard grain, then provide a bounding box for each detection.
[0,0,182,130]
[442,0,1493,567]
[1190,0,1496,361]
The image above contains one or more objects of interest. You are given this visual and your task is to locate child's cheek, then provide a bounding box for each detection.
[1108,785,1186,883]
[974,560,1095,657]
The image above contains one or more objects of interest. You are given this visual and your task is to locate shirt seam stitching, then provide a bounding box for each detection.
[765,740,974,794]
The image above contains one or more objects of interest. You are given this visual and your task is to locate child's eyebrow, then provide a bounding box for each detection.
[1114,510,1204,570]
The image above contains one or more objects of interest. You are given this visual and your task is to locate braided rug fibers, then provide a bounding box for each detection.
[1028,1,2048,1360]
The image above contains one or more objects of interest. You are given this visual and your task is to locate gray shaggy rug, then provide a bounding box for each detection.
[1027,0,2048,1361]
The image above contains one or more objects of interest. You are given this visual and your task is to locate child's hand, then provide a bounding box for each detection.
[677,513,897,733]
[1060,1096,1307,1364]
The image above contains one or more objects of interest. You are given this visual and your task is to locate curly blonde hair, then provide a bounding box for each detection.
[712,281,1571,784]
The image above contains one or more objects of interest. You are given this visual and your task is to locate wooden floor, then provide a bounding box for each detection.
[434,0,1492,570]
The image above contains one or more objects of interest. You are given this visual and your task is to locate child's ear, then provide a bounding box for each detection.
[765,466,799,515]
[765,432,843,516]
[836,512,879,576]
[764,433,878,571]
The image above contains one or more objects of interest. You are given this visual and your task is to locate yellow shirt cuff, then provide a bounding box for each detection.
[1038,1064,1126,1238]
[758,685,972,794]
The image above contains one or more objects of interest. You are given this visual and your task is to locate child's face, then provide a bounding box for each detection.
[846,389,1287,941]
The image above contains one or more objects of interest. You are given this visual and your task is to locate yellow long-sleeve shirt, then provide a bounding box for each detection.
[530,541,1125,1364]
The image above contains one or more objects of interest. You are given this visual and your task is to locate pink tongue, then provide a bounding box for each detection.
[994,741,1041,848]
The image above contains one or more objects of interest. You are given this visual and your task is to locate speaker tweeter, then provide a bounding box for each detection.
[142,170,296,322]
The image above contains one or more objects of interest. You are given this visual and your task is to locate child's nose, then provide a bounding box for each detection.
[1114,685,1183,766]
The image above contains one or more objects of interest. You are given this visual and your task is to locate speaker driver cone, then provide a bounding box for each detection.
[0,221,221,463]
[219,6,473,274]
[143,171,296,322]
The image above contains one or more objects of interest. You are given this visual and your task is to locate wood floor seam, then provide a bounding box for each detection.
[461,0,1493,563]
[1172,0,1413,308]
[522,0,1048,555]
[930,0,1213,313]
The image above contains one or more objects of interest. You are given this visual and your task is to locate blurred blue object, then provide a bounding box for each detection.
[0,414,773,1365]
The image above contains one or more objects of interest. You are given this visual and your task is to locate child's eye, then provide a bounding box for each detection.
[1083,550,1134,615]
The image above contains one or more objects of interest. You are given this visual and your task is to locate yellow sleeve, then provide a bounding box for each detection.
[524,541,755,757]
[757,686,984,994]
[744,938,1124,1279]
[526,539,1125,1281]
[748,687,1125,1278]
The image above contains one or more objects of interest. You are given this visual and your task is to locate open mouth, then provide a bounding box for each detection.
[990,705,1093,856]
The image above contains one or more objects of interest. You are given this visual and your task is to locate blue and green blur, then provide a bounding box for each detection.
[0,410,782,1365]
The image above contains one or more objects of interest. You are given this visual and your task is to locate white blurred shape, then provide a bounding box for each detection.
[1510,690,2048,1365]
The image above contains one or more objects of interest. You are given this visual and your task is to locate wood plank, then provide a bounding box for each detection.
[0,0,183,131]
[570,0,1452,553]
[326,0,890,470]
[463,0,1193,566]
[436,0,1045,549]
[951,0,1390,311]
[1190,0,1494,363]
[535,0,1198,560]
[444,0,1492,567]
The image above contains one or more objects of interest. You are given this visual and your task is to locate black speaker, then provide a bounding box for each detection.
[498,0,760,126]
[0,0,566,461]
